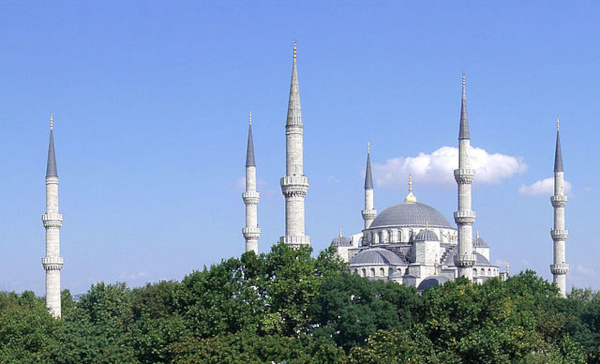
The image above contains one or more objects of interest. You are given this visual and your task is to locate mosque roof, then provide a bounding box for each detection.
[350,248,405,266]
[369,201,453,229]
[414,229,439,242]
[417,275,450,291]
[331,230,352,247]
[473,233,489,248]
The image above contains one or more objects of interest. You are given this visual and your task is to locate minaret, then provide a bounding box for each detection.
[550,117,569,297]
[242,111,260,253]
[42,114,64,317]
[453,75,476,280]
[280,41,310,247]
[362,142,377,229]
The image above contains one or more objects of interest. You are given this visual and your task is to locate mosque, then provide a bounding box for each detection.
[241,42,569,296]
[37,42,570,318]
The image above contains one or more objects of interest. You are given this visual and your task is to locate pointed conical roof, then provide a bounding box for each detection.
[365,143,373,189]
[459,74,470,140]
[46,115,58,178]
[554,117,563,172]
[286,42,302,126]
[246,111,256,167]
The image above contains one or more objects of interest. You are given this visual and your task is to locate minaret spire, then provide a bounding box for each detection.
[42,114,64,317]
[280,42,310,247]
[551,117,569,296]
[362,142,377,229]
[453,75,476,280]
[243,110,260,253]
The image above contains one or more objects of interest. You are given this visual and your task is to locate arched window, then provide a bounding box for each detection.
[473,268,478,276]
[370,268,376,277]
[380,268,385,276]
[481,268,485,276]
[488,268,492,276]
[362,268,366,277]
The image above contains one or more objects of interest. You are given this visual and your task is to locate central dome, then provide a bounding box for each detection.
[369,201,453,229]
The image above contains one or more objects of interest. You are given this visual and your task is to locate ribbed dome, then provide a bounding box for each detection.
[473,236,489,248]
[350,248,404,265]
[331,235,351,247]
[370,202,453,229]
[414,229,439,242]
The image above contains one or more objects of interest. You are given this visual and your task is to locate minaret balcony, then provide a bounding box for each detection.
[42,256,64,271]
[42,213,63,228]
[361,209,377,220]
[454,211,476,224]
[454,254,476,268]
[550,195,568,207]
[280,235,310,247]
[281,176,309,196]
[550,263,569,275]
[243,227,261,240]
[550,229,568,241]
[454,169,475,183]
[242,191,260,204]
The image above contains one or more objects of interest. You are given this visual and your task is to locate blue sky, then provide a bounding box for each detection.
[1,2,599,295]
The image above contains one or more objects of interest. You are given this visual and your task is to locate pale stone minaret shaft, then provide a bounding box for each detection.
[280,42,310,247]
[362,142,377,229]
[243,111,260,253]
[453,75,476,280]
[550,118,569,297]
[42,114,64,318]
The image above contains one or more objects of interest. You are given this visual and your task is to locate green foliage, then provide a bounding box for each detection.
[3,252,600,363]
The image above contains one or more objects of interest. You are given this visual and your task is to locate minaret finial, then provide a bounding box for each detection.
[367,141,370,154]
[557,116,560,131]
[50,113,53,130]
[293,41,297,59]
[404,174,417,203]
[249,110,252,125]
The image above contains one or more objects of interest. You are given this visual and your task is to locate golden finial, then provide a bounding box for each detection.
[462,73,465,87]
[426,221,429,230]
[339,228,343,237]
[367,141,370,154]
[249,110,252,125]
[293,41,297,59]
[506,261,510,276]
[404,174,417,203]
[434,255,439,275]
[476,230,479,239]
[50,113,53,130]
[556,116,560,131]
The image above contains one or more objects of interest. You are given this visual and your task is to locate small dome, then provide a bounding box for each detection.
[350,248,405,265]
[414,229,439,242]
[417,275,450,291]
[331,234,351,247]
[369,202,453,229]
[473,233,489,248]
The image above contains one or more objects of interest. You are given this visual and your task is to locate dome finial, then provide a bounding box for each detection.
[434,255,439,275]
[476,230,479,239]
[50,113,53,130]
[404,174,417,203]
[339,228,343,237]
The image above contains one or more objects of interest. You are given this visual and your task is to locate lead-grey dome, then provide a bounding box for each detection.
[331,234,351,247]
[414,229,439,242]
[370,202,453,229]
[473,235,489,248]
[350,248,404,265]
[417,275,450,291]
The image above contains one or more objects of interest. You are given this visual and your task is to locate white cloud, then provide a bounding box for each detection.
[327,175,341,184]
[372,146,527,189]
[518,177,572,196]
[576,265,594,275]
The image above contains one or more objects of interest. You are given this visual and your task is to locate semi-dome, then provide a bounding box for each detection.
[350,248,405,265]
[414,229,439,242]
[370,202,453,229]
[417,275,450,291]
